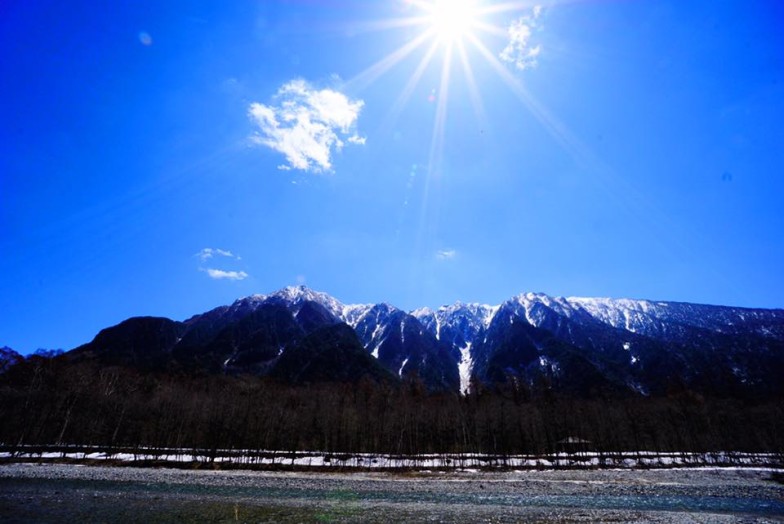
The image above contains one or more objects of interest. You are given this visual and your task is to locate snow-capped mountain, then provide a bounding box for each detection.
[63,286,784,397]
[469,293,784,397]
[167,287,457,389]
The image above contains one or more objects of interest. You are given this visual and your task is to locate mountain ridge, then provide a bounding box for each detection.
[29,285,784,398]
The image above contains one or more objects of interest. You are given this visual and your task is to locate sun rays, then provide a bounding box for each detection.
[347,1,553,154]
[344,1,567,295]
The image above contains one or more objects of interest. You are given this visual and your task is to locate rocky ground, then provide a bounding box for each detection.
[1,463,783,522]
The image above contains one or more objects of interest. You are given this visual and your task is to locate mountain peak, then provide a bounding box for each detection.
[276,284,319,299]
[232,286,347,317]
[410,306,434,317]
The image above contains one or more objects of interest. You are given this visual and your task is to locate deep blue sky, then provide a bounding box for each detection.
[2,0,783,353]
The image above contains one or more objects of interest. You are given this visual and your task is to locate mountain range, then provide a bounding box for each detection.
[11,286,784,398]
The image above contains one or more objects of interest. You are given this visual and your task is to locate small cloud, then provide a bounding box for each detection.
[204,269,249,281]
[500,6,543,71]
[138,31,153,46]
[248,79,365,173]
[221,77,242,95]
[532,5,543,18]
[436,249,457,260]
[196,248,239,262]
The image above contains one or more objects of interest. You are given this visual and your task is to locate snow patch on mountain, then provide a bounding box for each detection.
[234,286,379,324]
[412,302,496,352]
[567,296,784,339]
[458,342,473,395]
[399,358,408,377]
[342,304,374,328]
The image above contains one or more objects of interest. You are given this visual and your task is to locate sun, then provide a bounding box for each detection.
[347,1,547,137]
[425,0,479,43]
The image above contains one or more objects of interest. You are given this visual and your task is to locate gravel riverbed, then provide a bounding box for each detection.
[1,463,783,522]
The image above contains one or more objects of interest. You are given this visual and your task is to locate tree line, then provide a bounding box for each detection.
[1,355,782,457]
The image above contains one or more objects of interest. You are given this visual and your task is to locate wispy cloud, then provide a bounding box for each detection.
[204,268,249,281]
[196,248,240,262]
[196,248,247,280]
[500,6,543,71]
[436,249,457,260]
[248,79,365,173]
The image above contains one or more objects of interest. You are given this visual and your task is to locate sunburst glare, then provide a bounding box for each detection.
[423,0,479,43]
[349,1,545,131]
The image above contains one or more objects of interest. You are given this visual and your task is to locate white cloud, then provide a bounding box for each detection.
[500,6,543,71]
[205,269,249,281]
[196,249,247,280]
[436,249,457,260]
[196,248,239,262]
[248,79,365,173]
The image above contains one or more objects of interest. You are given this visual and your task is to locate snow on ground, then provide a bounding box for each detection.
[1,447,780,470]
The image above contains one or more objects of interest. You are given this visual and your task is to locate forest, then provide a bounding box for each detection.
[1,354,783,459]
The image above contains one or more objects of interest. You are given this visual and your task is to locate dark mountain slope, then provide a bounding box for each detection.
[271,323,395,385]
[68,317,184,370]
